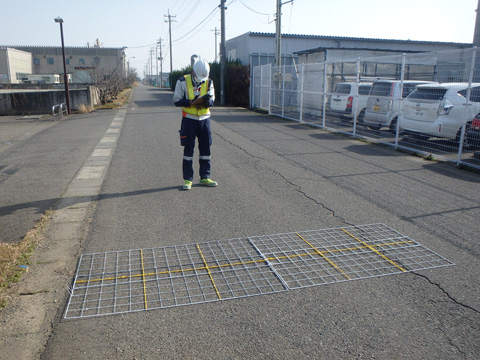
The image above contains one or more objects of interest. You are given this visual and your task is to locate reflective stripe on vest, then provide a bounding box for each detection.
[182,74,210,117]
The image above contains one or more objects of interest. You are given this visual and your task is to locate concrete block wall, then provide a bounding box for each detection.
[0,86,100,115]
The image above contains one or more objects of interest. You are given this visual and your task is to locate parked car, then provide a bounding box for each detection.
[364,80,435,132]
[466,113,480,149]
[399,83,480,146]
[327,82,372,122]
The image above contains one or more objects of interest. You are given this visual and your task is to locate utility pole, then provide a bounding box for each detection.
[474,0,480,46]
[211,27,220,62]
[220,0,226,105]
[473,0,480,81]
[150,48,155,85]
[158,38,163,87]
[155,42,159,86]
[275,0,294,68]
[164,9,176,75]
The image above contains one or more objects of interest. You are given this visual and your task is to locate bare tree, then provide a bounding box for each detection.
[126,68,138,88]
[86,64,127,104]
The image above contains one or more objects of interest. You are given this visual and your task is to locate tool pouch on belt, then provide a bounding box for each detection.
[179,130,187,146]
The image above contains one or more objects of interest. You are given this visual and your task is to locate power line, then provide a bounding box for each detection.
[238,0,272,16]
[126,43,157,49]
[173,1,198,30]
[172,6,219,43]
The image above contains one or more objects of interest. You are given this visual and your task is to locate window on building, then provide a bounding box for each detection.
[79,58,85,65]
[94,57,100,65]
[47,58,54,65]
[16,73,28,81]
[33,58,40,65]
[66,58,70,65]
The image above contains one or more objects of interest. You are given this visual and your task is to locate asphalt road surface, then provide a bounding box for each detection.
[22,84,480,359]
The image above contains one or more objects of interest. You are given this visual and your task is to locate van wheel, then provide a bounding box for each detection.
[456,122,472,149]
[357,109,366,124]
[389,118,398,134]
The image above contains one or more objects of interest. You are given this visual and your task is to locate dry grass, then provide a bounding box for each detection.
[0,212,52,308]
[96,87,133,110]
[77,104,95,114]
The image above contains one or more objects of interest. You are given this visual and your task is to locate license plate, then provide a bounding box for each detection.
[373,105,380,111]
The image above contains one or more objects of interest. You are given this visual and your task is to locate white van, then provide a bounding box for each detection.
[327,82,372,122]
[399,82,480,143]
[364,80,435,132]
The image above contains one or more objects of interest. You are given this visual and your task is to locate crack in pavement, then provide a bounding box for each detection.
[413,272,480,315]
[215,131,350,226]
[271,168,351,226]
[214,131,266,161]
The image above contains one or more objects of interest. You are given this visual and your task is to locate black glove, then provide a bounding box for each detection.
[202,94,213,108]
[174,98,192,107]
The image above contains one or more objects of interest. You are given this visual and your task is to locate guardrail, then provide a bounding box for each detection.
[52,103,68,121]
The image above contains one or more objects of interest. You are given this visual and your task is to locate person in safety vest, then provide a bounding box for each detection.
[173,58,217,190]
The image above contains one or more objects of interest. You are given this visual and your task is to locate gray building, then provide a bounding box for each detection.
[0,45,126,84]
[226,32,472,68]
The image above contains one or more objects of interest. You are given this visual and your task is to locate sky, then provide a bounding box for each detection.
[1,0,478,77]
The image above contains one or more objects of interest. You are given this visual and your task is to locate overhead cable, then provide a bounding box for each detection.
[238,0,272,16]
[172,6,219,43]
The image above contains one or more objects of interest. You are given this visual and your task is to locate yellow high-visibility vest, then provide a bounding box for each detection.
[182,74,210,117]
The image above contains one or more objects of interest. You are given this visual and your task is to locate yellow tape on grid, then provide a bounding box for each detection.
[64,224,454,319]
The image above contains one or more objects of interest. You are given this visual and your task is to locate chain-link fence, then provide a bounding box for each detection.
[251,48,480,170]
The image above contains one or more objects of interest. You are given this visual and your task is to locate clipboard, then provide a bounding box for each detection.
[191,96,205,107]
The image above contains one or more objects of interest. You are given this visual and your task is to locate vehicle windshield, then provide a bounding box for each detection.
[358,85,372,95]
[407,88,447,101]
[333,84,351,94]
[458,86,480,102]
[369,82,392,96]
[402,83,423,98]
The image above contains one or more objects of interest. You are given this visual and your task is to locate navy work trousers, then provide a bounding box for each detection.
[180,116,212,181]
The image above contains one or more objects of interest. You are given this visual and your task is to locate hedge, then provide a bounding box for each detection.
[169,60,250,108]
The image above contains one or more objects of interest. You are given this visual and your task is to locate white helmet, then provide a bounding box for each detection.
[193,59,210,83]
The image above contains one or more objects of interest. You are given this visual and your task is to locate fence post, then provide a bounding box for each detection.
[281,64,285,118]
[322,61,327,128]
[457,47,477,165]
[353,58,361,136]
[251,66,255,108]
[259,65,263,110]
[395,53,406,149]
[268,63,272,115]
[299,63,305,123]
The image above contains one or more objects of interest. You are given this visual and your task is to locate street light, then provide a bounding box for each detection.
[54,17,71,114]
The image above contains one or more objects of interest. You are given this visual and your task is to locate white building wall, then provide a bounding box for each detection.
[227,32,472,67]
[0,48,32,84]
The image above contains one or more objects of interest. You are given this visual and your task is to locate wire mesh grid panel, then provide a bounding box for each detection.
[64,224,454,319]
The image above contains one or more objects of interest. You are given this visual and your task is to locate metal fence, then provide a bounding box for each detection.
[251,48,480,170]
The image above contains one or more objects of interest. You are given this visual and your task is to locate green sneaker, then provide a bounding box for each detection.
[183,180,192,190]
[200,178,218,187]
